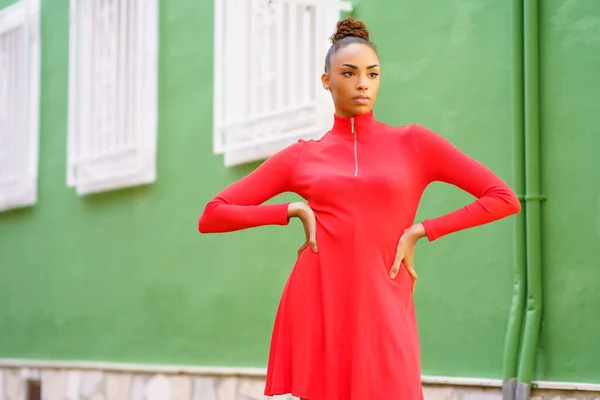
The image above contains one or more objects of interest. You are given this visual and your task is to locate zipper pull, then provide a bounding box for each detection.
[351,117,358,177]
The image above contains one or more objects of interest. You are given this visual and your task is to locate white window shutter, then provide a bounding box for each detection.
[0,0,40,212]
[213,0,352,167]
[67,0,158,195]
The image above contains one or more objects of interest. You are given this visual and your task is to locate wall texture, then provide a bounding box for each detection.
[535,0,600,383]
[0,0,598,385]
[359,0,517,378]
[0,0,18,10]
[1,366,599,400]
[0,0,303,368]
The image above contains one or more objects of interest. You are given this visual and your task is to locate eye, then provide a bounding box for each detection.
[369,72,379,78]
[342,71,354,77]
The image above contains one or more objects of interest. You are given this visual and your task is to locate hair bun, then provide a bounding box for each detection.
[330,17,370,44]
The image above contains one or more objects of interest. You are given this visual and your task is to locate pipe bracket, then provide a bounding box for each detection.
[518,194,547,202]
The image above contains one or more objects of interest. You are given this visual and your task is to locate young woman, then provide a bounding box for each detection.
[199,17,520,400]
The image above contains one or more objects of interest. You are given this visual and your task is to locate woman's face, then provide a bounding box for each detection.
[322,43,381,118]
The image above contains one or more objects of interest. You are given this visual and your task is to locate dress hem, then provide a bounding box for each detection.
[264,389,316,399]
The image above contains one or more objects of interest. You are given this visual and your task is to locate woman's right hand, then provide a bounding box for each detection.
[288,202,318,255]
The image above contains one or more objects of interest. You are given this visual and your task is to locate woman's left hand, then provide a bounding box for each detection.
[389,223,427,293]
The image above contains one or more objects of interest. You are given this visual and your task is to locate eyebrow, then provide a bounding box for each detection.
[341,63,380,69]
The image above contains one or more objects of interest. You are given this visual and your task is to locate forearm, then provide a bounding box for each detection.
[409,124,521,242]
[197,142,304,234]
[404,223,427,241]
[421,191,520,241]
[198,201,291,233]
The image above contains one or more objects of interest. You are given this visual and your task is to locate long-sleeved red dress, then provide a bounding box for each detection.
[198,111,520,400]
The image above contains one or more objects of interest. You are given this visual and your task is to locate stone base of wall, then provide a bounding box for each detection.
[1,366,599,400]
[424,385,600,400]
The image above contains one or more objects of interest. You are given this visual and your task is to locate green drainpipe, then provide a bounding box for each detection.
[516,0,545,398]
[502,0,526,398]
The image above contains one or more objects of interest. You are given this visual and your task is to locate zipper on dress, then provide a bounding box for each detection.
[351,118,358,177]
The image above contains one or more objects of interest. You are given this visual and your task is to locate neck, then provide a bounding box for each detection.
[331,110,376,137]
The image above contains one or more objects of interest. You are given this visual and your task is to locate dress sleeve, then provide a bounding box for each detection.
[198,141,303,233]
[409,124,521,242]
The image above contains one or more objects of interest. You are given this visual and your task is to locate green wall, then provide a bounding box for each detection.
[0,0,18,10]
[536,0,600,382]
[360,0,516,378]
[0,0,598,383]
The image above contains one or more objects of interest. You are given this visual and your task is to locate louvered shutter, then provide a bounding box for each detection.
[213,0,352,167]
[0,0,40,212]
[67,0,158,195]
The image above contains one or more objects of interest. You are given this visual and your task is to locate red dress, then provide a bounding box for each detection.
[198,111,520,400]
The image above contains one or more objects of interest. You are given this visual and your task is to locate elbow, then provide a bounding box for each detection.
[491,182,521,217]
[198,213,220,234]
[197,202,217,234]
[512,194,522,214]
[198,211,221,234]
[197,216,209,234]
[197,212,210,234]
[505,190,522,216]
[485,187,521,218]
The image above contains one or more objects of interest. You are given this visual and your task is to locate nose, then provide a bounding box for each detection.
[357,77,368,91]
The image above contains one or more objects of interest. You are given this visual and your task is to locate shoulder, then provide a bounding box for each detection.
[373,121,418,145]
[374,122,451,156]
[277,139,306,154]
[374,120,417,136]
[403,124,461,162]
[295,131,333,149]
[265,139,307,167]
[275,135,325,161]
[402,123,448,147]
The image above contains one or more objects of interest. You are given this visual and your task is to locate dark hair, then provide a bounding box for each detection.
[324,17,378,72]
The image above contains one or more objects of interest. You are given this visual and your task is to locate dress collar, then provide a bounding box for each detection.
[330,110,376,137]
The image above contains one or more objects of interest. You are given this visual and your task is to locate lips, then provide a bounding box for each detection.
[353,95,370,105]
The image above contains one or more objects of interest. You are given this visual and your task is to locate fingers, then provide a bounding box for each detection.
[389,246,404,278]
[390,259,418,294]
[297,205,318,254]
[308,220,318,253]
[389,259,401,279]
[303,208,318,253]
[405,262,418,293]
[296,203,319,255]
[390,239,404,279]
[405,262,418,281]
[297,242,308,256]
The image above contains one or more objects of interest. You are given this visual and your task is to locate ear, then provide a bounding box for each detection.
[321,73,330,91]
